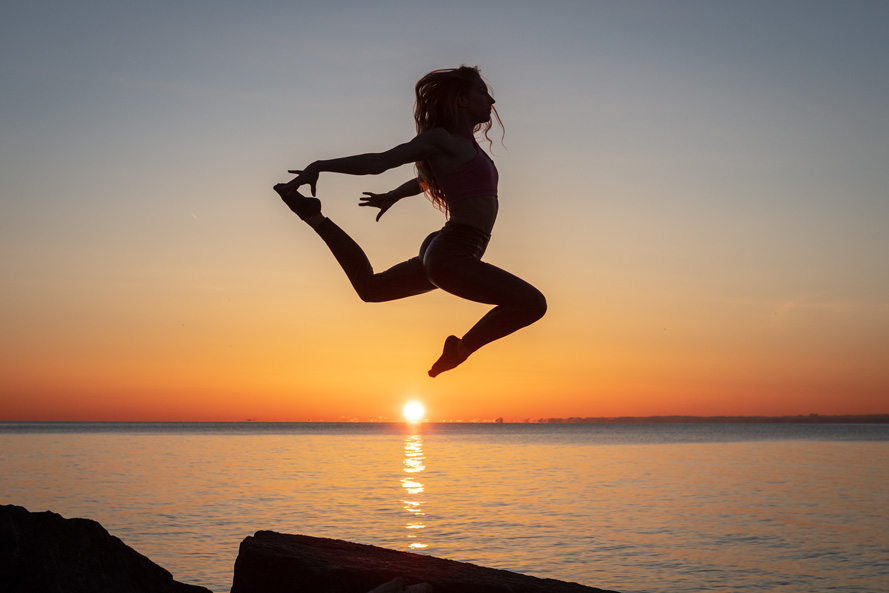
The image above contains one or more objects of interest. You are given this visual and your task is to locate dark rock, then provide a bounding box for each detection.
[0,505,211,593]
[367,577,432,593]
[231,531,619,593]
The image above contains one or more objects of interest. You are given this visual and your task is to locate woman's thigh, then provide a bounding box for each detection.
[426,256,541,306]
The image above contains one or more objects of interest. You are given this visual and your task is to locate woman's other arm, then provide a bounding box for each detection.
[359,178,423,222]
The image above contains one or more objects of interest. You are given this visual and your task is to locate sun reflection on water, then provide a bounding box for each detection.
[401,430,428,549]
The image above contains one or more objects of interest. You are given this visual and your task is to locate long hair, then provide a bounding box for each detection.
[413,65,503,215]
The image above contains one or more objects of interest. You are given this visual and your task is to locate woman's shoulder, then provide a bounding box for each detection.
[415,127,456,144]
[414,128,472,157]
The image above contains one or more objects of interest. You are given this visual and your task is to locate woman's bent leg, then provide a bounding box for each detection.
[429,257,547,352]
[314,218,436,302]
[423,223,546,376]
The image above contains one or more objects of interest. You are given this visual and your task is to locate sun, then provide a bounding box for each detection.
[402,401,426,423]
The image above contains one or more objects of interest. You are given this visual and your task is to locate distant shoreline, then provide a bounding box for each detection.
[531,414,889,424]
[2,414,888,424]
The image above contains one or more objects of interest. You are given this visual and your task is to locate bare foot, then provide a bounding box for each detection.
[428,335,468,377]
[274,184,321,220]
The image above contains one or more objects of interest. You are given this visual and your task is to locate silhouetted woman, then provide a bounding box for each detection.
[275,66,546,377]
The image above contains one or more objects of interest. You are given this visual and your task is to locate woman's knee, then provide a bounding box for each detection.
[354,271,436,303]
[356,286,384,303]
[354,282,413,303]
[525,287,547,322]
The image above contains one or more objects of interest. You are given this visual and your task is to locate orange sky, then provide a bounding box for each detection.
[2,2,887,421]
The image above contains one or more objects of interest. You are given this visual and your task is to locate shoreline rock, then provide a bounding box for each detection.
[232,531,619,593]
[0,504,210,593]
[2,505,620,593]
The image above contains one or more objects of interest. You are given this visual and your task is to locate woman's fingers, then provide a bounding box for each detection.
[281,170,318,196]
[376,206,391,222]
[356,192,392,221]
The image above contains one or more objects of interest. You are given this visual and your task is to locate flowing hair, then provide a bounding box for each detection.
[413,65,503,215]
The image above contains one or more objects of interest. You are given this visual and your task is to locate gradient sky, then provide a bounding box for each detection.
[2,1,887,421]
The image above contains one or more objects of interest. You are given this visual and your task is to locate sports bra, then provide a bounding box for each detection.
[436,139,498,204]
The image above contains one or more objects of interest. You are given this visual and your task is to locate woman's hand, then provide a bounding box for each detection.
[359,191,400,222]
[284,162,321,196]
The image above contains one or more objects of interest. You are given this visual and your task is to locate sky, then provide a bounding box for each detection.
[2,0,887,422]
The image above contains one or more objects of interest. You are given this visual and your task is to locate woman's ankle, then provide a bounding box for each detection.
[428,335,470,378]
[305,213,326,229]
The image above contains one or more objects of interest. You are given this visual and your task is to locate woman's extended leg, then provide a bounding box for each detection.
[314,218,437,302]
[276,185,436,302]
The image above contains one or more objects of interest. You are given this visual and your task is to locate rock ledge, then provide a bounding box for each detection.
[2,505,620,593]
[232,530,618,593]
[0,504,210,593]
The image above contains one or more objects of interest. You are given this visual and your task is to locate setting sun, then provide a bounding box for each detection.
[402,401,426,423]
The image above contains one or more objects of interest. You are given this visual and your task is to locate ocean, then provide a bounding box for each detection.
[1,422,887,593]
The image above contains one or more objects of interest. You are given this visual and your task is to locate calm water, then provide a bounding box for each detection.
[1,422,887,593]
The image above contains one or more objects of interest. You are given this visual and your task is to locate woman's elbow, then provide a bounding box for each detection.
[368,160,391,175]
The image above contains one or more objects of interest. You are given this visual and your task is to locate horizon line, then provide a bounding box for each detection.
[3,413,889,425]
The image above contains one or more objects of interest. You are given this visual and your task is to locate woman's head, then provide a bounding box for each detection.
[414,66,500,138]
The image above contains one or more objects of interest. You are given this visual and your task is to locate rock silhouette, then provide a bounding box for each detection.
[2,505,620,593]
[0,505,210,593]
[232,530,618,593]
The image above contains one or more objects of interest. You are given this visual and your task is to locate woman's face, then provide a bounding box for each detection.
[462,78,495,124]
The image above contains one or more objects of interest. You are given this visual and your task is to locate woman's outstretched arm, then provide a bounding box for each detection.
[284,130,450,196]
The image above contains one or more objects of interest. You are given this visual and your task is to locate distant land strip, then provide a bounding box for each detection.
[529,414,889,424]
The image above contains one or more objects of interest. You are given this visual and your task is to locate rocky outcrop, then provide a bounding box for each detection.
[0,505,211,593]
[231,531,619,593]
[2,505,620,593]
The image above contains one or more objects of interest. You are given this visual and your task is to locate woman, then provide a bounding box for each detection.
[275,66,546,377]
